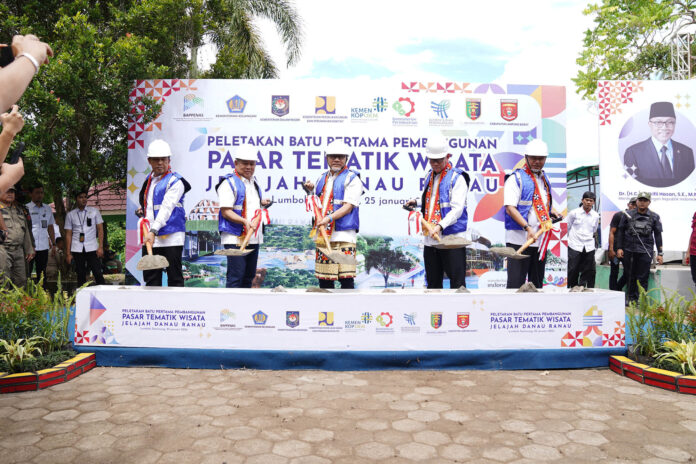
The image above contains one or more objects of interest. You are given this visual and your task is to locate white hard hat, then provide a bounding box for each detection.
[325,141,352,156]
[147,139,173,158]
[525,139,549,157]
[234,146,258,162]
[425,136,450,159]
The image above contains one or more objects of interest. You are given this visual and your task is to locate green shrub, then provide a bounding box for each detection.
[0,337,45,373]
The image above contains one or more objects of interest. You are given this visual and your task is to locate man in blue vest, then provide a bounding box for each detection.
[138,139,191,287]
[407,137,470,288]
[303,141,363,289]
[216,146,270,288]
[504,139,563,289]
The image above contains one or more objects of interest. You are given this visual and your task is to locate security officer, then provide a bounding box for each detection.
[616,191,663,303]
[26,183,56,283]
[0,186,34,287]
[65,190,105,286]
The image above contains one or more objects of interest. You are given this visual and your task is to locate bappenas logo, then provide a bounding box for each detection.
[183,94,204,112]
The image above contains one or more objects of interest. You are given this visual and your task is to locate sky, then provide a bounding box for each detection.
[246,0,599,170]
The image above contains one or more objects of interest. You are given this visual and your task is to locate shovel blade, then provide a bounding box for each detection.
[214,249,253,256]
[490,247,529,259]
[136,255,170,270]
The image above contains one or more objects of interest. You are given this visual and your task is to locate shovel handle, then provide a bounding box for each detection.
[516,228,546,255]
[318,225,333,249]
[421,219,441,242]
[146,241,154,257]
[238,212,264,251]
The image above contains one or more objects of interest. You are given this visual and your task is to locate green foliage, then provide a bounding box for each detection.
[627,285,696,358]
[0,349,75,374]
[0,277,79,354]
[575,0,696,99]
[262,225,316,251]
[261,268,317,289]
[107,221,125,263]
[361,236,413,288]
[655,339,696,375]
[0,336,45,373]
[3,0,303,224]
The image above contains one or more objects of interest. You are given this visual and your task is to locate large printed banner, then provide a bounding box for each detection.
[598,80,696,251]
[126,79,568,288]
[76,287,625,351]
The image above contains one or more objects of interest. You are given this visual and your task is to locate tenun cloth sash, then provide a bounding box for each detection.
[524,163,554,260]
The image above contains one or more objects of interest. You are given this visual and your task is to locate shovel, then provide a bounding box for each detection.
[402,204,471,249]
[215,201,273,257]
[302,183,357,265]
[490,228,547,260]
[137,242,170,270]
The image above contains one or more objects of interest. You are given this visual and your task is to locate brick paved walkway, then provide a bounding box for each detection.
[1,367,695,463]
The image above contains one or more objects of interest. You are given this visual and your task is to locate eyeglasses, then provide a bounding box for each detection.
[649,120,675,128]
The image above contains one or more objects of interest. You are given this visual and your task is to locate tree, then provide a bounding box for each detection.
[1,0,302,228]
[574,0,696,99]
[361,236,413,288]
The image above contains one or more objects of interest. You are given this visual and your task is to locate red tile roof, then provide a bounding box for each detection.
[88,182,126,212]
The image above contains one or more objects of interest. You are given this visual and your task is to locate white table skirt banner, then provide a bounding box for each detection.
[75,287,625,351]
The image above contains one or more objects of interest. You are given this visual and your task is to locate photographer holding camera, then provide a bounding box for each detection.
[0,105,25,194]
[0,34,53,111]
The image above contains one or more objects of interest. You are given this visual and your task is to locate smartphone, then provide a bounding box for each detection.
[0,46,14,67]
[9,142,24,164]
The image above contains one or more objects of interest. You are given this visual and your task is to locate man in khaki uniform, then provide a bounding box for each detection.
[0,186,34,287]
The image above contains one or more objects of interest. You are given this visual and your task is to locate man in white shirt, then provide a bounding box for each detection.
[567,191,600,288]
[504,139,563,289]
[65,190,105,286]
[26,184,55,283]
[216,146,270,288]
[137,139,191,287]
[406,138,470,289]
[303,142,363,289]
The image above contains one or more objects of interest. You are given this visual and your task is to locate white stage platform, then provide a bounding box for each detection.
[73,286,626,370]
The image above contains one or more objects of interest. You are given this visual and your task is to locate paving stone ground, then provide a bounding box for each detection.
[1,367,695,463]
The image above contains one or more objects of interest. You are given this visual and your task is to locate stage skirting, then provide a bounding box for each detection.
[73,286,627,370]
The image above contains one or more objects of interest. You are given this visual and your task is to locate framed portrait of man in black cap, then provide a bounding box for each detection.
[622,101,695,188]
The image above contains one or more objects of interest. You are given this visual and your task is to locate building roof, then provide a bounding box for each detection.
[88,182,126,213]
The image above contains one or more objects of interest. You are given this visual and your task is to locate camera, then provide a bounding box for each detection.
[0,46,14,67]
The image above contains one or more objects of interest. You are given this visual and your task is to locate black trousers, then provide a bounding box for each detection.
[73,250,105,286]
[32,249,49,282]
[142,245,184,287]
[225,244,259,288]
[567,247,596,288]
[506,243,546,289]
[424,246,466,289]
[319,277,354,289]
[609,257,627,291]
[623,250,652,303]
[691,255,696,286]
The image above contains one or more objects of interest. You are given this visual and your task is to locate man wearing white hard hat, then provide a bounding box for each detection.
[216,146,271,288]
[504,139,563,289]
[137,139,191,286]
[303,141,363,289]
[406,137,470,288]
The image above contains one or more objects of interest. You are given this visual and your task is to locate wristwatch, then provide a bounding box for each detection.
[523,224,530,230]
[150,228,159,236]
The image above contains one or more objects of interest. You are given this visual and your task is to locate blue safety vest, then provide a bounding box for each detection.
[421,166,468,235]
[315,169,361,232]
[151,172,187,235]
[217,174,262,236]
[504,168,552,230]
